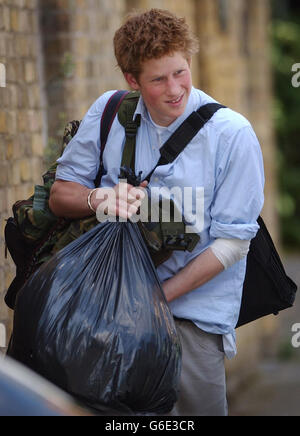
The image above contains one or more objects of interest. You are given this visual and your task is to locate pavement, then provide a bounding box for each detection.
[229,254,300,416]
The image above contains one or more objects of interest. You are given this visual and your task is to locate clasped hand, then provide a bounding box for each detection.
[91,181,148,220]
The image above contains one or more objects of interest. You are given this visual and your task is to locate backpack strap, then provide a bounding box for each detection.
[95,93,225,187]
[144,103,226,182]
[118,91,141,171]
[94,90,130,187]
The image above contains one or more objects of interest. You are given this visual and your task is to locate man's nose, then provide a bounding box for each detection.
[166,77,180,96]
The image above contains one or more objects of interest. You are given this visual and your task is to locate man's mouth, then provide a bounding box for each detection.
[166,94,184,105]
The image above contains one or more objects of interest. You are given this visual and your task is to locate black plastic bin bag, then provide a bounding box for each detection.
[8,220,181,415]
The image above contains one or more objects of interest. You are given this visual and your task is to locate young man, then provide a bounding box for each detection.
[49,9,265,416]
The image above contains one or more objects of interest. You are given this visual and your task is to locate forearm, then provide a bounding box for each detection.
[162,248,224,303]
[49,180,95,219]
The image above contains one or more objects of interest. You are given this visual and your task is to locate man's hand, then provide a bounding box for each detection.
[91,181,148,220]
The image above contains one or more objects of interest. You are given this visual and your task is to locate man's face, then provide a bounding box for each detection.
[124,52,192,127]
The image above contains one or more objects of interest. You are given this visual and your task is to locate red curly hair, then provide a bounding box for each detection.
[114,9,199,78]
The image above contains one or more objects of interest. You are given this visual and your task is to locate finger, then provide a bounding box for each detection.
[116,199,138,219]
[98,196,127,219]
[131,199,142,208]
[128,186,146,202]
[127,203,140,217]
[127,192,137,201]
[109,203,129,219]
[114,182,133,199]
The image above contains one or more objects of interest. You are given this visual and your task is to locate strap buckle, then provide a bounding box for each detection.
[161,220,200,252]
[163,233,199,251]
[125,122,138,137]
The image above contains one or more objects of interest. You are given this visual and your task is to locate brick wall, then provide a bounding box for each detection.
[40,0,127,144]
[0,0,129,349]
[0,0,46,348]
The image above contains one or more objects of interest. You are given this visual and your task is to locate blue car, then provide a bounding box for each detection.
[0,355,90,416]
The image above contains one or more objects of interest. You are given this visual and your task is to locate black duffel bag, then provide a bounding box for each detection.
[236,215,297,328]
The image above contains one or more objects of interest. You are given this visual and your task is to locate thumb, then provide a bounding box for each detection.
[140,180,148,188]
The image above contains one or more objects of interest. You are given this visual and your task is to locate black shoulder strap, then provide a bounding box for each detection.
[94,90,129,187]
[144,103,226,182]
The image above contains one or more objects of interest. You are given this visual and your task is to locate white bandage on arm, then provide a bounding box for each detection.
[210,238,251,270]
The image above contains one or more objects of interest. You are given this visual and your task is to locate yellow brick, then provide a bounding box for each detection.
[17,110,28,133]
[25,61,36,83]
[31,156,42,182]
[0,111,7,133]
[3,6,10,32]
[25,0,37,9]
[19,9,31,33]
[0,163,8,187]
[11,138,22,160]
[15,34,30,57]
[19,158,31,182]
[6,111,17,135]
[28,110,42,132]
[31,133,44,157]
[11,161,21,186]
[10,9,19,32]
[0,269,5,300]
[6,141,13,160]
[0,188,7,212]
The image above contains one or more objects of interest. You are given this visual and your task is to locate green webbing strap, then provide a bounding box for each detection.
[118,92,141,172]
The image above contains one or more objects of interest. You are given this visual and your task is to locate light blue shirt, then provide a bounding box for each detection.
[56,87,265,359]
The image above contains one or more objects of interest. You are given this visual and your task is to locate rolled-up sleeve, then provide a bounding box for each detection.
[55,90,116,188]
[210,126,265,240]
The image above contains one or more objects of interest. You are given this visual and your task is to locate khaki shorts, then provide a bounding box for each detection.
[167,317,228,416]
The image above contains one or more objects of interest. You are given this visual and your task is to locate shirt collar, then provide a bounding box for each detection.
[133,95,148,123]
[133,87,199,133]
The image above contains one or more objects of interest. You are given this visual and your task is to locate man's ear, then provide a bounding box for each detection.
[124,73,140,91]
